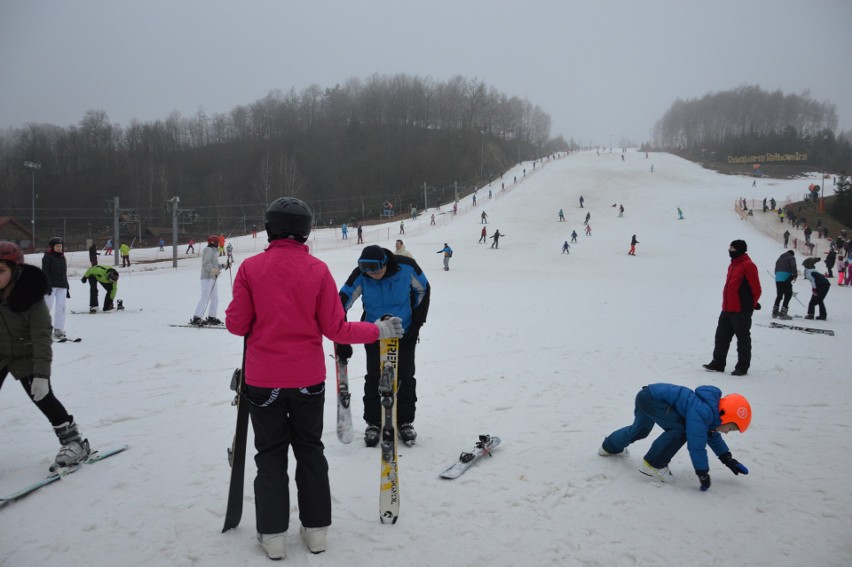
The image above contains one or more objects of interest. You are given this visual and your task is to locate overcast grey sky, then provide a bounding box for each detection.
[2,0,850,145]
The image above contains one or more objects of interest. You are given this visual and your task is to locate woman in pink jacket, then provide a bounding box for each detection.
[226,197,402,560]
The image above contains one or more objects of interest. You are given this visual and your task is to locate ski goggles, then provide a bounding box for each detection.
[358,257,387,274]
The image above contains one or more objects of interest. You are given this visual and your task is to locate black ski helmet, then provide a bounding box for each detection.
[265,197,313,242]
[48,236,64,250]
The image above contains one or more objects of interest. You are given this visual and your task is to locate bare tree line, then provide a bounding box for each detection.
[0,74,567,246]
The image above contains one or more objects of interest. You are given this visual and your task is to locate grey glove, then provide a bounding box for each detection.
[375,317,404,340]
[31,376,50,402]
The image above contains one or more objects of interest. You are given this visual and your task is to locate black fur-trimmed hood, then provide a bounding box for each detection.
[6,264,50,313]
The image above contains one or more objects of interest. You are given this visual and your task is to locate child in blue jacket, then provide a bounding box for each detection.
[599,383,750,491]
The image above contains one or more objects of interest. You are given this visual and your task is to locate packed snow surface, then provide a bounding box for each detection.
[2,151,850,566]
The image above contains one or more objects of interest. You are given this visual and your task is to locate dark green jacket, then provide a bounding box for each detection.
[0,264,53,379]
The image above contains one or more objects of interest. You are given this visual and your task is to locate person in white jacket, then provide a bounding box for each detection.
[190,235,223,325]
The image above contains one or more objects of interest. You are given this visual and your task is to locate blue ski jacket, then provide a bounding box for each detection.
[646,383,730,472]
[339,250,430,335]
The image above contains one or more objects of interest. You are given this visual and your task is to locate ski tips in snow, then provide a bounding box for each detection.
[440,435,502,479]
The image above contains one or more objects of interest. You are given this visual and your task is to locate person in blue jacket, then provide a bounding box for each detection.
[772,250,797,319]
[336,245,430,447]
[598,383,751,491]
[437,243,452,271]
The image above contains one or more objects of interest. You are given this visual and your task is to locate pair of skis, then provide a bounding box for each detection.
[759,321,835,336]
[334,337,400,524]
[378,336,400,524]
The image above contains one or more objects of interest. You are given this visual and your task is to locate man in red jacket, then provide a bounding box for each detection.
[703,240,762,376]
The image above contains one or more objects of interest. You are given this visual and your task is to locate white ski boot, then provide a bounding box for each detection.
[257,532,286,560]
[300,525,328,554]
[51,420,91,472]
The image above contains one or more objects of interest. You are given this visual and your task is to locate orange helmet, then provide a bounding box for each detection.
[719,393,751,432]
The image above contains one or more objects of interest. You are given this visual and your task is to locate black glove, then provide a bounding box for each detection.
[81,276,87,284]
[696,470,711,491]
[66,289,71,299]
[335,343,353,362]
[719,452,749,475]
[754,302,762,310]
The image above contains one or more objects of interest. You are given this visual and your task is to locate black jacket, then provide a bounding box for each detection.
[41,251,69,289]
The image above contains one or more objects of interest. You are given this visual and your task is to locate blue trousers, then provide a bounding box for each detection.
[602,387,687,468]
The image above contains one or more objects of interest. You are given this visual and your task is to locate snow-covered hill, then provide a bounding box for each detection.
[2,151,850,567]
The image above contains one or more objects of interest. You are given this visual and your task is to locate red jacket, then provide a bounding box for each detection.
[721,253,762,313]
[226,239,379,388]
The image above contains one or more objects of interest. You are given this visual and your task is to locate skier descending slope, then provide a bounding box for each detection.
[225,198,402,560]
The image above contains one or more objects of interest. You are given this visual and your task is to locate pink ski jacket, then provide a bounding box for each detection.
[226,239,378,388]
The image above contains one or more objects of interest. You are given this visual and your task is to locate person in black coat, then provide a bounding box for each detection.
[88,242,99,266]
[41,237,70,340]
[825,248,837,278]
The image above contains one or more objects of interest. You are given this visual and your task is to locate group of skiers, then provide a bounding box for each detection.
[4,182,843,561]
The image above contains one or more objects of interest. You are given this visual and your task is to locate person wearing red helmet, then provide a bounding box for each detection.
[190,236,224,326]
[598,383,751,492]
[0,241,91,470]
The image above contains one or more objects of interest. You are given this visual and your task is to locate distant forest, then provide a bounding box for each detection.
[650,85,852,227]
[651,85,852,172]
[0,74,570,248]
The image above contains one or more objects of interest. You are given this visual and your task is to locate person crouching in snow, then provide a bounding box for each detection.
[598,383,750,491]
[81,264,119,312]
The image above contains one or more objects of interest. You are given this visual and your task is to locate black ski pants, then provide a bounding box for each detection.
[87,278,114,309]
[807,283,830,318]
[363,333,418,427]
[774,280,793,309]
[246,382,330,535]
[0,369,73,427]
[711,311,753,373]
